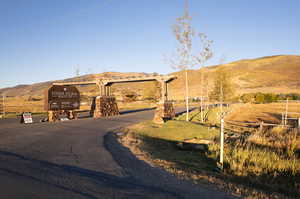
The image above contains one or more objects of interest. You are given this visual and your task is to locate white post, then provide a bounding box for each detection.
[2,94,5,118]
[220,82,223,117]
[185,70,189,121]
[220,118,224,169]
[285,98,289,126]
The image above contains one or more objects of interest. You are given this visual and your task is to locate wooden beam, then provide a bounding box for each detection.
[53,81,97,86]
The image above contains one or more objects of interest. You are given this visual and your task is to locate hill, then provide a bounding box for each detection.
[168,55,300,99]
[1,55,299,103]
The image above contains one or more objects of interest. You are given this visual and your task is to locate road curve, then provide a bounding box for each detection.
[0,109,234,199]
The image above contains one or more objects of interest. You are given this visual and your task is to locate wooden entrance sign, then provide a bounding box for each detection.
[45,85,80,111]
[45,85,80,122]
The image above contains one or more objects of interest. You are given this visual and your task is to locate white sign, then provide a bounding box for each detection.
[22,112,33,124]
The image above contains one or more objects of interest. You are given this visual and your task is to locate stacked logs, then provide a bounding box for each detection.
[90,96,119,118]
[153,101,175,124]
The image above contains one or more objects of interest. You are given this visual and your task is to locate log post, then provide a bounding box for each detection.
[165,82,168,101]
[159,81,167,103]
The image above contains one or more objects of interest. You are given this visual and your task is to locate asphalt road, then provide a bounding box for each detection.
[0,109,234,199]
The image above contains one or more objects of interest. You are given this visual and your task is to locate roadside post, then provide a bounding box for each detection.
[219,117,224,170]
[2,94,5,118]
[285,98,289,126]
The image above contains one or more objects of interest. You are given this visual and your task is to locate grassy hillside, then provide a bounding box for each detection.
[168,55,300,99]
[1,55,299,106]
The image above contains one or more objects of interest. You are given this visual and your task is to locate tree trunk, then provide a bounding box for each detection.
[185,70,189,121]
[200,71,204,122]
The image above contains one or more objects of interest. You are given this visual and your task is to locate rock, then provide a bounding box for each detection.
[48,110,78,122]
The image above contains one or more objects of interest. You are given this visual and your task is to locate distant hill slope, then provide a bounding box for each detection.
[168,55,300,99]
[1,55,300,100]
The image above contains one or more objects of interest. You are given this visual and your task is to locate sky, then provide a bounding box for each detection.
[0,0,299,88]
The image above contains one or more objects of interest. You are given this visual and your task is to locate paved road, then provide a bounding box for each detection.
[0,109,233,199]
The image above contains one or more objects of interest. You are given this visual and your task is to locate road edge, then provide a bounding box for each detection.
[104,131,236,199]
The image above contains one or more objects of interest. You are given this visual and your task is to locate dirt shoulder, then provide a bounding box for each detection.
[104,130,236,199]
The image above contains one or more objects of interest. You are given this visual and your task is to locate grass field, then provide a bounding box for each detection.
[226,102,300,124]
[0,97,157,118]
[120,104,300,199]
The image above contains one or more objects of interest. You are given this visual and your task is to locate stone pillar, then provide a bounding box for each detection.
[48,111,54,122]
[48,110,60,122]
[67,110,77,120]
[153,101,175,124]
[90,96,119,118]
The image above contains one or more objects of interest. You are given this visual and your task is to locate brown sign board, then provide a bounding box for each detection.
[45,85,80,111]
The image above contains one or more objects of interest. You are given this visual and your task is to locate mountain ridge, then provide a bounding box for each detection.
[1,55,300,100]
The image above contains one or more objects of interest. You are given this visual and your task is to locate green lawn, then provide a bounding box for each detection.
[134,120,219,142]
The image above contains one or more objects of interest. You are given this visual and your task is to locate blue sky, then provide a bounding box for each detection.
[0,0,299,88]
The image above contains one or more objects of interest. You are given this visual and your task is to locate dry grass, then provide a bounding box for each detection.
[226,103,300,124]
[119,106,300,198]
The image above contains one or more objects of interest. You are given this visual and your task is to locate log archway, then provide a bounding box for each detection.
[52,75,177,123]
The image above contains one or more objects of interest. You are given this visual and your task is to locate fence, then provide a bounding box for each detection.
[225,116,300,134]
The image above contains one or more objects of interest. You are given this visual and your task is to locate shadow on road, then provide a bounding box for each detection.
[175,107,197,117]
[0,150,179,199]
[120,108,156,115]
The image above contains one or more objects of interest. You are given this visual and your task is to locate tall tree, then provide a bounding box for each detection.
[169,0,213,121]
[194,33,213,122]
[209,68,234,102]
